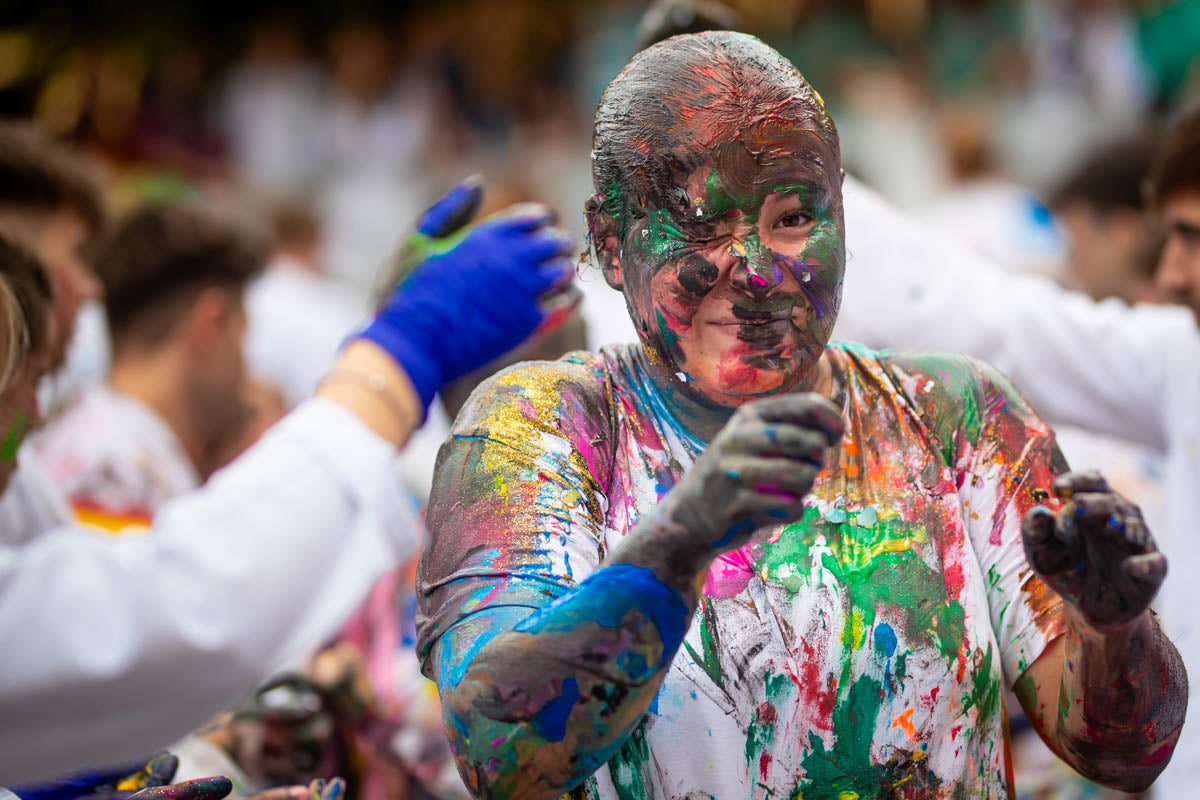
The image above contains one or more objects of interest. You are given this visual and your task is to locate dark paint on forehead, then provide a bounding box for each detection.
[591,31,839,226]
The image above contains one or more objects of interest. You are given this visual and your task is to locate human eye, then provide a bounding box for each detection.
[777,210,812,229]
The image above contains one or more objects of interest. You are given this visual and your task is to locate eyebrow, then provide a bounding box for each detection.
[1167,218,1200,238]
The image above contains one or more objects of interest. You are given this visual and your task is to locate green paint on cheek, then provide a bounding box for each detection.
[1,412,29,462]
[655,310,678,349]
[640,209,688,262]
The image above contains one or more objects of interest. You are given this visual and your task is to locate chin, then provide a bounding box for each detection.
[690,356,806,407]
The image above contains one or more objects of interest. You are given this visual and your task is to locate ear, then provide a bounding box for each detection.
[585,195,624,291]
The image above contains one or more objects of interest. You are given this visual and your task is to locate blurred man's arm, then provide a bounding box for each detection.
[836,175,1194,451]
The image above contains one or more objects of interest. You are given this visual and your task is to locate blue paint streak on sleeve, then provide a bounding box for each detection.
[533,677,581,742]
[514,563,690,667]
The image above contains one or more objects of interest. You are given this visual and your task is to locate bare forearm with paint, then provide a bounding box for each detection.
[1020,609,1186,790]
[1019,472,1189,790]
[434,394,843,799]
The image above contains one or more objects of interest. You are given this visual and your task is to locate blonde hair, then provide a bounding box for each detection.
[0,233,53,394]
[0,277,31,394]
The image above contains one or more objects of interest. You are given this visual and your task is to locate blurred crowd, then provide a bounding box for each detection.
[1,0,1200,799]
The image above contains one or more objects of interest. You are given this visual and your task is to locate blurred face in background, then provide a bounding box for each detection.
[1156,188,1200,325]
[1055,201,1164,305]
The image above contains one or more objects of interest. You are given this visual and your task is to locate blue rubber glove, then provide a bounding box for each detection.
[358,178,575,415]
[9,754,177,800]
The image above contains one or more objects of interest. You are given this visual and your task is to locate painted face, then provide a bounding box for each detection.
[1156,188,1200,326]
[615,122,844,407]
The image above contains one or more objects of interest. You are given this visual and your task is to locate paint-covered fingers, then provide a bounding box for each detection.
[735,392,845,447]
[1024,485,1167,629]
[416,175,485,237]
[720,456,823,502]
[722,423,830,466]
[1021,505,1075,578]
[1125,552,1168,586]
[1069,490,1156,555]
[1052,470,1111,499]
[241,778,346,800]
[123,777,233,800]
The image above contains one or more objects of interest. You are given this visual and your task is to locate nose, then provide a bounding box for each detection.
[728,236,784,298]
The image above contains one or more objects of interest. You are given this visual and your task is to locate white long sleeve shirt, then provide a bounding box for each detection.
[835,175,1200,795]
[0,399,417,784]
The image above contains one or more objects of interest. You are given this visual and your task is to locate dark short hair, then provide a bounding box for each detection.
[1147,105,1200,208]
[1050,134,1157,215]
[0,123,108,240]
[0,232,54,388]
[96,202,266,349]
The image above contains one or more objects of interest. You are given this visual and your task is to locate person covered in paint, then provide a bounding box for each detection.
[0,177,577,783]
[416,32,1187,800]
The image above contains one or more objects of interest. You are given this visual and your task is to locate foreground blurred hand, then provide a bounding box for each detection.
[8,754,230,800]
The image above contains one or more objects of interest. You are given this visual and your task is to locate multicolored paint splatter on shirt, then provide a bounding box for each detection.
[419,342,1067,799]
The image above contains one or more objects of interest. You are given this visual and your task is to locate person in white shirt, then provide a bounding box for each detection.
[833,106,1200,796]
[35,203,264,529]
[0,176,578,785]
[244,198,367,410]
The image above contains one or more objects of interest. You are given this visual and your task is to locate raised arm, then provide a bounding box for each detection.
[837,175,1195,451]
[422,393,843,800]
[1016,472,1187,791]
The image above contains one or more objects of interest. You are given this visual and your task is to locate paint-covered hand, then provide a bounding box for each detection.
[658,393,843,564]
[10,753,184,800]
[241,777,346,800]
[1022,472,1166,630]
[112,778,233,800]
[358,178,576,415]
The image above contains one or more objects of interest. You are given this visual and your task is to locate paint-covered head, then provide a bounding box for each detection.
[588,31,844,407]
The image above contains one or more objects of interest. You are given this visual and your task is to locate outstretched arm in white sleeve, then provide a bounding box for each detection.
[836,175,1195,451]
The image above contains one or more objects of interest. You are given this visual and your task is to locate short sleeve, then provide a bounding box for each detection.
[939,356,1070,686]
[415,355,614,668]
